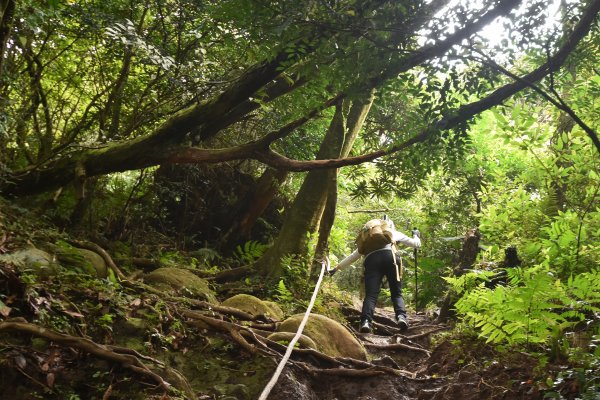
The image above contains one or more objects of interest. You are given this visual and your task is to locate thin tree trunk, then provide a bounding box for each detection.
[310,91,376,281]
[258,91,375,280]
[219,168,288,251]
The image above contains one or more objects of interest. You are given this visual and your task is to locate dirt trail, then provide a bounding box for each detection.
[269,308,541,400]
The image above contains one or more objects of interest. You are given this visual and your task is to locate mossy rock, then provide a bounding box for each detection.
[222,294,283,320]
[266,332,317,350]
[46,242,107,277]
[77,249,108,278]
[278,313,367,360]
[0,247,61,278]
[144,267,217,303]
[262,300,285,320]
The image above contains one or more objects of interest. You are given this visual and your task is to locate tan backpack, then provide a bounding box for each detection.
[356,219,395,255]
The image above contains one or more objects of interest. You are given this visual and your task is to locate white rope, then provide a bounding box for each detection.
[258,258,328,400]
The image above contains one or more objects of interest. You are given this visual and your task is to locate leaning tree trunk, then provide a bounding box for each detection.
[219,167,288,252]
[258,92,375,280]
[309,92,375,282]
[256,102,346,279]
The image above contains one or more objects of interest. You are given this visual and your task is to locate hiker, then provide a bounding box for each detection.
[328,216,421,333]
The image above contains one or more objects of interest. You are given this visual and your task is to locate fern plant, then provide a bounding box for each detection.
[233,240,268,264]
[451,267,600,349]
[275,279,294,303]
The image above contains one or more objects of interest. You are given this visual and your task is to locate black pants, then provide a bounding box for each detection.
[361,249,405,323]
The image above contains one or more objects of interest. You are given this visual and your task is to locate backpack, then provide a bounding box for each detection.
[356,219,395,255]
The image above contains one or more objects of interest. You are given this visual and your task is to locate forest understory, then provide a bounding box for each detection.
[0,199,592,400]
[1,0,599,398]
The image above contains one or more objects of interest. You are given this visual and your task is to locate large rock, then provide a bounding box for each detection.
[222,294,284,320]
[0,247,60,278]
[262,300,285,321]
[76,248,108,278]
[278,313,367,360]
[266,332,317,350]
[47,242,108,278]
[144,268,217,303]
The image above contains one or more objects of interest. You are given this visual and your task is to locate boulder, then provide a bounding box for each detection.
[0,247,60,278]
[222,294,283,320]
[76,248,108,278]
[266,332,317,350]
[262,300,285,321]
[48,242,107,277]
[144,268,217,303]
[278,313,367,360]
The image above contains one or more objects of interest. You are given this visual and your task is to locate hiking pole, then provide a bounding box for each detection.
[412,228,420,312]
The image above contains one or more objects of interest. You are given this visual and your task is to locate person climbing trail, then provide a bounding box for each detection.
[328,215,421,333]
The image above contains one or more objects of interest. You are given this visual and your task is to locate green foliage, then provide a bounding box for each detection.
[452,267,600,350]
[444,269,496,296]
[275,279,294,303]
[234,241,269,264]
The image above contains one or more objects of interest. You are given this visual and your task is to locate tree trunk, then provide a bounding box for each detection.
[0,0,15,77]
[309,92,376,281]
[438,228,481,323]
[258,92,375,280]
[548,55,577,216]
[256,102,347,278]
[219,167,288,251]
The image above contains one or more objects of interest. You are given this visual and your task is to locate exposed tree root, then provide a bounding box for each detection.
[407,326,450,340]
[65,239,127,281]
[0,321,195,399]
[182,308,421,381]
[212,265,254,283]
[364,341,431,356]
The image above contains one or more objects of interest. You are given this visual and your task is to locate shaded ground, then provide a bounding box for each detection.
[268,308,560,400]
[0,199,591,400]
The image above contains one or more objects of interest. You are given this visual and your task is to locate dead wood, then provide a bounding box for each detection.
[66,239,127,281]
[0,321,195,399]
[364,342,431,356]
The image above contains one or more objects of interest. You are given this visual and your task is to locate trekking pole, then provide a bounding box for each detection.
[412,228,420,312]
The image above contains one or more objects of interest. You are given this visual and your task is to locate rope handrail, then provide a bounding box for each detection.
[258,258,328,400]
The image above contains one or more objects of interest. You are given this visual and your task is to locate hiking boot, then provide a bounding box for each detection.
[396,315,409,331]
[359,320,372,333]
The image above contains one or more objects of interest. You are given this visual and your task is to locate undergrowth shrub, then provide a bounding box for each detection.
[448,266,600,350]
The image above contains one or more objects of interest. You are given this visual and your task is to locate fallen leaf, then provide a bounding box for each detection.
[63,310,85,318]
[15,354,26,369]
[46,372,55,388]
[0,301,11,318]
[130,298,142,307]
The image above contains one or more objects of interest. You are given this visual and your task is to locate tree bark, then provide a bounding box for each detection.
[219,167,288,251]
[256,101,347,278]
[0,0,15,76]
[310,91,376,281]
[258,91,375,280]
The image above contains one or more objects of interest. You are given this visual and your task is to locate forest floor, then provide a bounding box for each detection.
[0,199,586,400]
[269,307,560,400]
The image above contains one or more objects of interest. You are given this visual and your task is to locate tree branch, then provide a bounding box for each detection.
[471,49,600,153]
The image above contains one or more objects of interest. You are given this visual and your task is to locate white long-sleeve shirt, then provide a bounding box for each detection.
[336,230,421,271]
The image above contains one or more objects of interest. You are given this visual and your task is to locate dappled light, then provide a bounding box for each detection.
[0,0,598,399]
